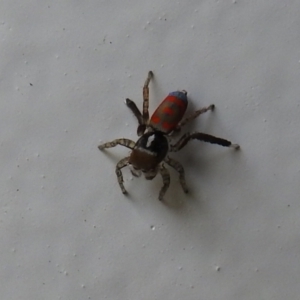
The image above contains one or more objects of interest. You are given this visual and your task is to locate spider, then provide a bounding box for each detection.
[98,71,239,201]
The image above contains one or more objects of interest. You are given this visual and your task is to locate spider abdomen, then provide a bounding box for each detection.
[150,91,188,134]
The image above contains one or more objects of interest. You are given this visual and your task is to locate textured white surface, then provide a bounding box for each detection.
[1,0,300,299]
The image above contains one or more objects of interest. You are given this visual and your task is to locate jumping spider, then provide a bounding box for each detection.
[98,71,239,201]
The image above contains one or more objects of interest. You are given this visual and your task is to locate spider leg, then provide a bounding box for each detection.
[175,104,215,132]
[158,163,170,201]
[125,98,146,136]
[170,132,240,152]
[142,71,153,124]
[98,138,135,150]
[164,156,188,193]
[125,98,143,124]
[116,157,130,194]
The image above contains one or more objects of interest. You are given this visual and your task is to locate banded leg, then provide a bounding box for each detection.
[98,138,135,150]
[142,71,153,123]
[164,156,188,193]
[175,104,215,131]
[125,99,146,136]
[170,132,240,152]
[115,157,130,194]
[158,164,170,201]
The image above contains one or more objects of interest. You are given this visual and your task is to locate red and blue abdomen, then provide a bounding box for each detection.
[150,91,188,134]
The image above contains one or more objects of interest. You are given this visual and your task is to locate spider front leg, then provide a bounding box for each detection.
[98,138,135,150]
[125,98,143,125]
[116,157,130,194]
[164,156,188,193]
[174,104,215,132]
[170,132,240,152]
[125,71,153,136]
[158,164,170,201]
[125,99,146,136]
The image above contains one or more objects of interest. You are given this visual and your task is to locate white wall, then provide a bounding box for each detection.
[1,1,300,299]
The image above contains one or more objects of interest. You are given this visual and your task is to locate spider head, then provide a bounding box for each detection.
[129,131,168,171]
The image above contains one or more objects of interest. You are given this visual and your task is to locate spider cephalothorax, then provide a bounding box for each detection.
[129,131,168,169]
[98,71,239,201]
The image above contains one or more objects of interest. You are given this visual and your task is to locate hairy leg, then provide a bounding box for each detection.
[142,71,153,123]
[115,157,130,194]
[125,98,143,124]
[170,132,240,152]
[125,99,146,136]
[175,104,215,132]
[98,138,135,150]
[164,156,188,193]
[158,164,170,201]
